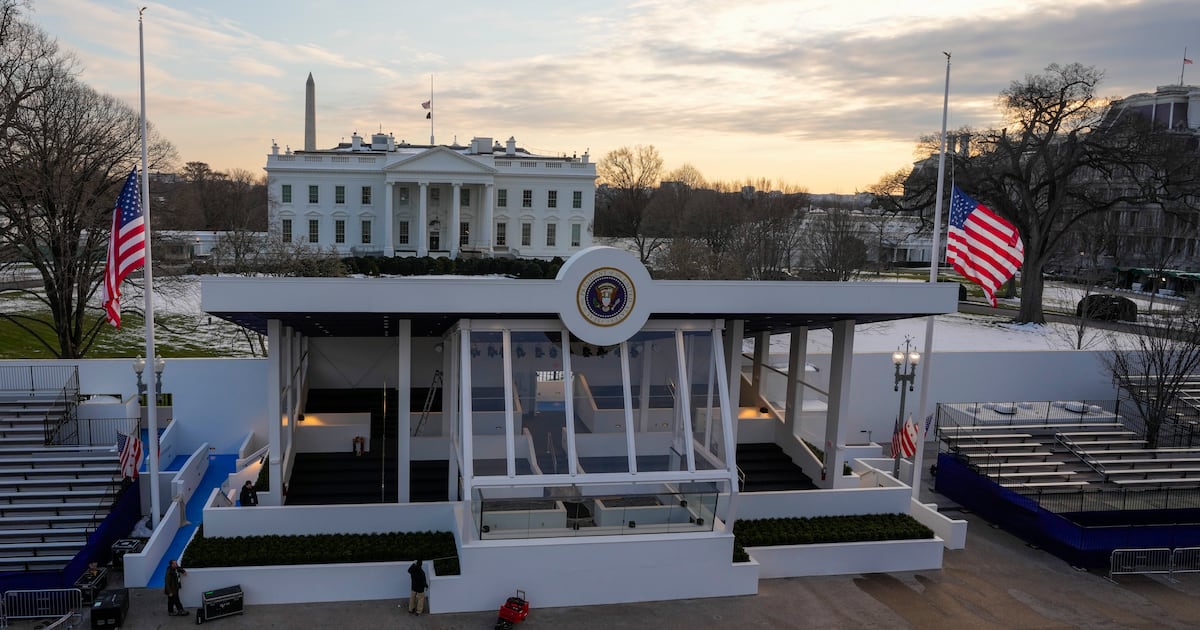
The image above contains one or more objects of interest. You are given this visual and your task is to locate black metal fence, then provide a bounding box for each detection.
[936,399,1122,428]
[48,417,137,448]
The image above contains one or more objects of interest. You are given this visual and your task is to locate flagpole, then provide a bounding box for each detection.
[138,8,162,529]
[428,74,434,145]
[1182,47,1189,86]
[910,52,951,501]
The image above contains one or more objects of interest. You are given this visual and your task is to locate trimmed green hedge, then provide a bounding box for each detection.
[733,514,933,553]
[182,526,460,575]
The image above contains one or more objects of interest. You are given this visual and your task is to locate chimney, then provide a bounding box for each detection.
[351,132,362,150]
[271,140,279,156]
[388,133,395,151]
[304,73,316,151]
[505,136,516,156]
[958,134,970,157]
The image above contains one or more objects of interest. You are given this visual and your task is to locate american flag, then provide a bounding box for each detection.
[101,169,145,327]
[890,414,918,459]
[947,186,1024,307]
[117,432,143,479]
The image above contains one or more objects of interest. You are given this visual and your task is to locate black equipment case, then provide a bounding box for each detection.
[90,588,129,629]
[196,584,244,624]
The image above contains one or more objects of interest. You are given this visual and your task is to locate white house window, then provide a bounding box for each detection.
[398,187,409,204]
[361,219,372,244]
[521,222,532,247]
[335,185,345,204]
[398,221,410,245]
[546,223,557,247]
[571,223,581,247]
[497,189,507,208]
[522,190,532,208]
[573,191,582,209]
[308,185,319,204]
[461,189,471,206]
[308,219,319,243]
[335,219,345,243]
[361,186,372,205]
[547,190,557,208]
[281,185,292,204]
[431,188,441,206]
[496,222,507,247]
[460,221,470,246]
[282,219,293,241]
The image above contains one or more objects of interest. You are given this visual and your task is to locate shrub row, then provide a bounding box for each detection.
[182,526,460,575]
[341,255,564,279]
[733,514,933,550]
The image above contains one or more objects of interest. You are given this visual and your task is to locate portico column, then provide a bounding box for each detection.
[450,183,461,259]
[824,319,855,489]
[482,184,494,252]
[751,331,768,396]
[383,183,394,256]
[417,182,429,257]
[723,319,744,445]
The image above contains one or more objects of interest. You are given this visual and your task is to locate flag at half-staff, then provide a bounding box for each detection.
[947,186,1024,307]
[117,431,144,479]
[100,169,146,327]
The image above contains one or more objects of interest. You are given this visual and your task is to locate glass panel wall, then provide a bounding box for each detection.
[470,330,507,477]
[569,336,631,474]
[511,331,566,476]
[474,482,722,540]
[684,330,726,471]
[628,331,685,473]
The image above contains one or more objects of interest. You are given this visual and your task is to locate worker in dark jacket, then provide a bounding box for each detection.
[164,559,188,616]
[239,480,258,506]
[406,559,428,615]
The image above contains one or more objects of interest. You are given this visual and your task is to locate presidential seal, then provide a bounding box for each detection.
[577,267,635,327]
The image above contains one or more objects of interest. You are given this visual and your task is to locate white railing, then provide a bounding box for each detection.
[1108,547,1173,581]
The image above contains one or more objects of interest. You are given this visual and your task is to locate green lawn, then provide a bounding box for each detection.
[0,308,257,359]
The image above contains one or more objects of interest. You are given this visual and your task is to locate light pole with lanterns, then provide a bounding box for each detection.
[892,337,920,477]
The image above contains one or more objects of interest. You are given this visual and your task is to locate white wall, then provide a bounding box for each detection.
[795,350,1116,446]
[203,502,454,538]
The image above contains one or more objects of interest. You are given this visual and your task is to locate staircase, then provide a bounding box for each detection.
[736,443,817,492]
[287,389,449,504]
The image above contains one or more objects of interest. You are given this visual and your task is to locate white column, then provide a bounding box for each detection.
[417,182,429,257]
[396,320,412,502]
[824,319,855,489]
[751,332,768,397]
[784,326,808,441]
[266,319,283,505]
[450,183,461,259]
[383,183,394,256]
[482,184,494,253]
[723,319,744,445]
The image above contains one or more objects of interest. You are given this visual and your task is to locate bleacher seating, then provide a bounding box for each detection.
[0,396,121,573]
[941,412,1200,491]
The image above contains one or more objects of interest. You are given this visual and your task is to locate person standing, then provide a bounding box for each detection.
[406,559,428,616]
[164,559,188,616]
[239,480,258,506]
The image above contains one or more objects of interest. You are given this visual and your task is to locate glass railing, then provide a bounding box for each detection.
[473,482,721,540]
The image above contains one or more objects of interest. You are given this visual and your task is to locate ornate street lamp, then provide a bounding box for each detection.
[892,337,920,477]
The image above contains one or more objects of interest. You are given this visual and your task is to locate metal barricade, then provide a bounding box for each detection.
[1172,547,1200,576]
[1,588,82,625]
[1109,548,1173,581]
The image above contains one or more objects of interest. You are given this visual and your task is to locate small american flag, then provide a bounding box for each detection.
[947,186,1024,307]
[101,169,145,327]
[117,432,143,479]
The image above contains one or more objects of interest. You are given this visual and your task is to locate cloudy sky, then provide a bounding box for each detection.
[28,0,1198,193]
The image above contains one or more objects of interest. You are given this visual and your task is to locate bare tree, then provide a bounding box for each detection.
[802,209,869,281]
[1107,298,1200,448]
[0,21,175,357]
[595,145,663,262]
[957,63,1200,323]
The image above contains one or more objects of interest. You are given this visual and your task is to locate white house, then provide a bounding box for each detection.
[266,76,596,260]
